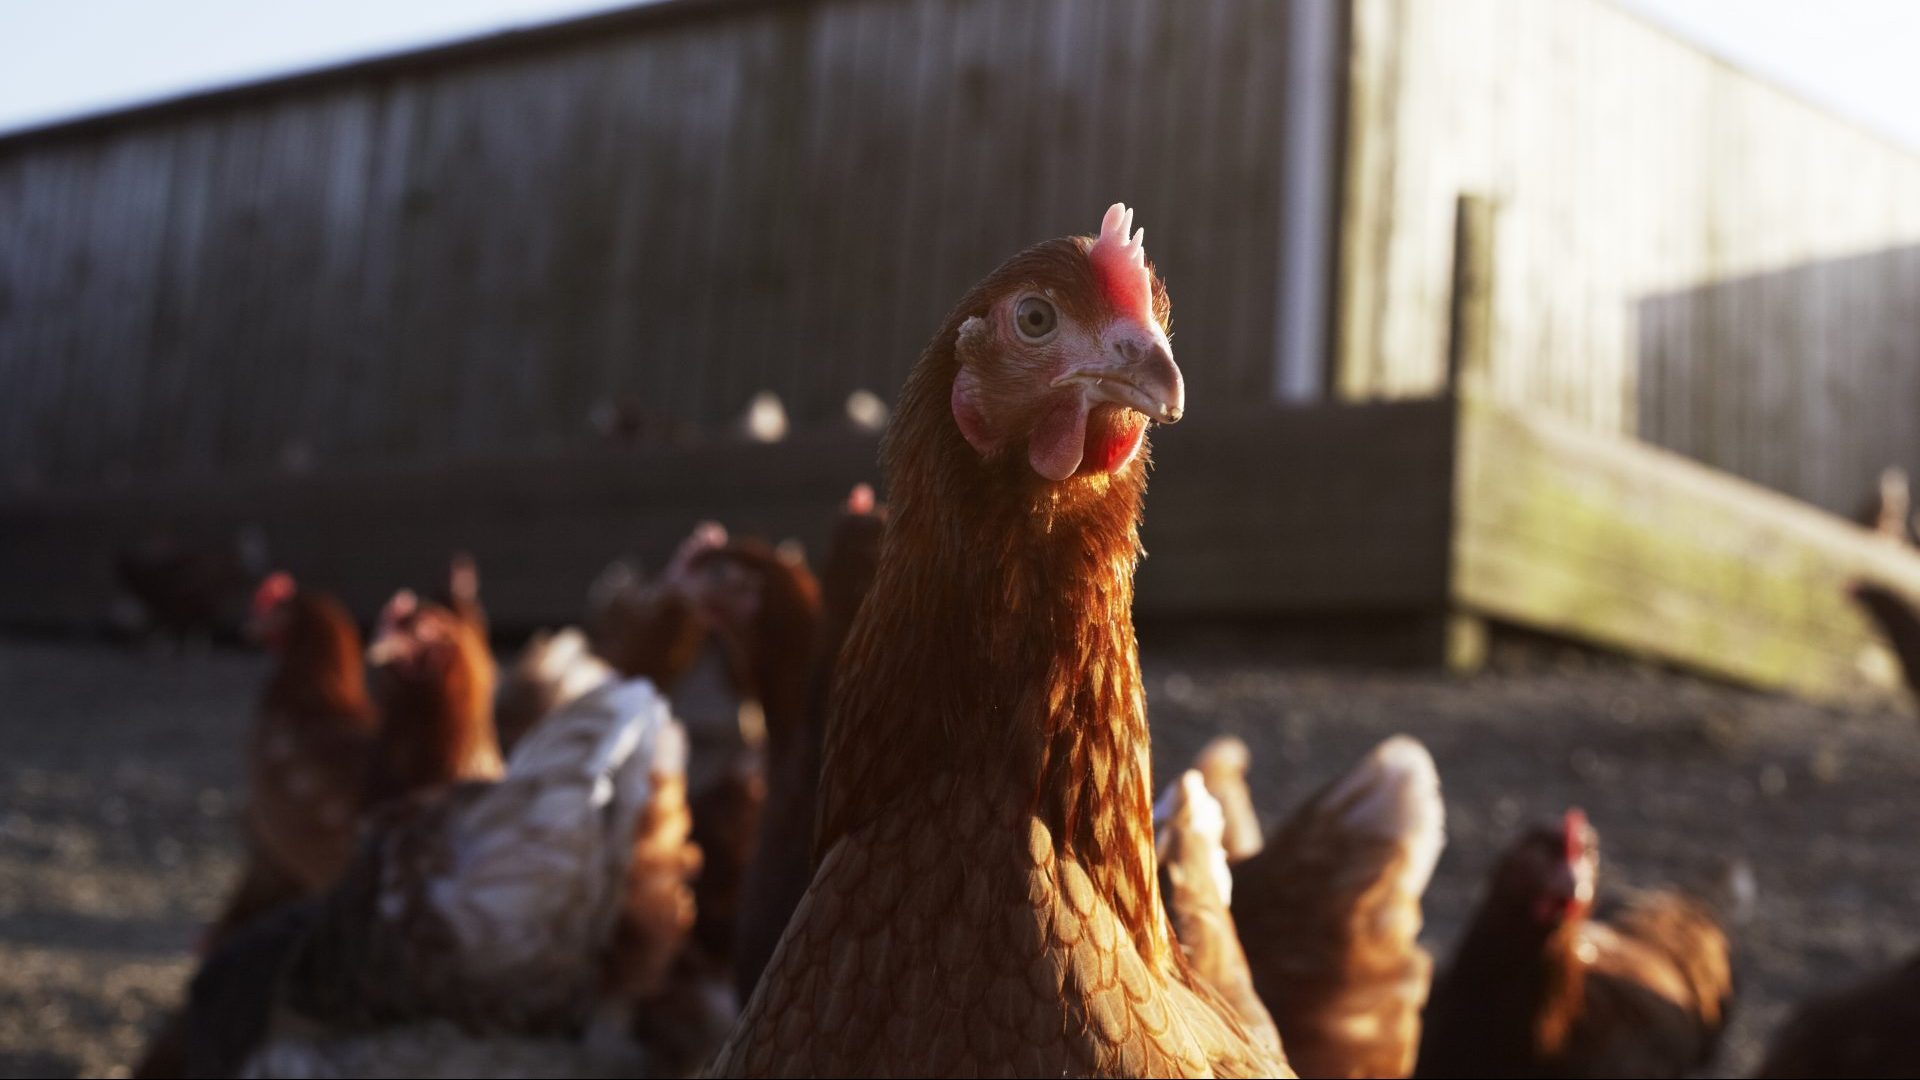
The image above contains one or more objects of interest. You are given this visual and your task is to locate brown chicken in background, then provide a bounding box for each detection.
[442,550,489,642]
[1223,735,1445,1080]
[1748,579,1920,1078]
[362,590,504,806]
[222,679,692,1078]
[1155,770,1283,1056]
[1851,580,1920,698]
[1755,954,1920,1079]
[714,204,1288,1076]
[731,484,885,1001]
[584,527,725,688]
[223,574,380,925]
[673,536,822,974]
[131,574,378,1079]
[1417,809,1739,1078]
[111,524,269,644]
[1854,466,1916,545]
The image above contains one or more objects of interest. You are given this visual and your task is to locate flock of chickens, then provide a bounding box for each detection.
[122,205,1915,1078]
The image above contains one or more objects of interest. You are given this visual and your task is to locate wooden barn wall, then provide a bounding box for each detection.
[0,0,1300,488]
[1337,0,1920,516]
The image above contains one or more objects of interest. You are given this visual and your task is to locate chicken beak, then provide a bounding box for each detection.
[1052,326,1185,425]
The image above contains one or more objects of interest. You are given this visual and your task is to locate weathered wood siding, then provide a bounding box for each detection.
[1338,0,1920,516]
[0,0,1306,487]
[1453,392,1920,704]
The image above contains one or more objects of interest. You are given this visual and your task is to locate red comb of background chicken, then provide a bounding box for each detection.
[380,589,419,634]
[1563,807,1589,859]
[664,522,729,585]
[1089,202,1154,326]
[449,552,479,603]
[846,483,875,516]
[252,572,297,619]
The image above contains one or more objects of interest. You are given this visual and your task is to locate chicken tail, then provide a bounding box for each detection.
[1155,770,1282,1056]
[1316,734,1446,899]
[1232,735,1446,1080]
[1192,735,1266,864]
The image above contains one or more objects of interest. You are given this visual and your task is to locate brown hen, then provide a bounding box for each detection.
[732,486,886,1001]
[131,574,376,1079]
[1417,810,1737,1079]
[363,590,504,806]
[1219,735,1444,1080]
[230,573,379,919]
[238,679,689,1077]
[713,204,1288,1077]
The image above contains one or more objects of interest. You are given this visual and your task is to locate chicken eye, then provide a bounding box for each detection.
[1013,296,1058,341]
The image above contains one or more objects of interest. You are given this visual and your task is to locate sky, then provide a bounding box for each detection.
[1,0,1918,152]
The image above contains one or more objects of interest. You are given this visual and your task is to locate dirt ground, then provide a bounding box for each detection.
[1,632,1914,1079]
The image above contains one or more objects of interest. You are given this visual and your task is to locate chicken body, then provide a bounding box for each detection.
[1417,812,1735,1079]
[1852,581,1920,698]
[1756,952,1920,1078]
[493,626,617,754]
[714,206,1287,1077]
[732,490,885,1001]
[236,581,380,912]
[241,679,690,1077]
[1156,771,1283,1056]
[363,593,504,806]
[1226,735,1444,1080]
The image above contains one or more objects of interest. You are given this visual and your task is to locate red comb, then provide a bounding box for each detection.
[1089,203,1155,326]
[252,572,296,617]
[1561,808,1589,858]
[379,589,419,634]
[449,551,479,600]
[847,483,876,516]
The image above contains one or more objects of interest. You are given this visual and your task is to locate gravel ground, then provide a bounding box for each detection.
[1,633,1915,1078]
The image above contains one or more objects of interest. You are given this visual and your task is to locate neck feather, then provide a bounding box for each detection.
[818,340,1166,954]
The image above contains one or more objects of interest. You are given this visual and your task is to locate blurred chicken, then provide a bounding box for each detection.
[715,205,1285,1075]
[1748,579,1920,1077]
[493,627,616,754]
[584,526,727,689]
[230,574,380,908]
[1156,771,1283,1056]
[1854,466,1915,544]
[362,591,503,806]
[674,536,822,966]
[588,395,698,448]
[1851,581,1920,701]
[731,484,884,1000]
[112,524,269,644]
[132,575,376,1079]
[1192,735,1267,864]
[224,678,689,1078]
[1756,953,1920,1078]
[1192,735,1441,1079]
[441,552,489,642]
[1417,809,1738,1078]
